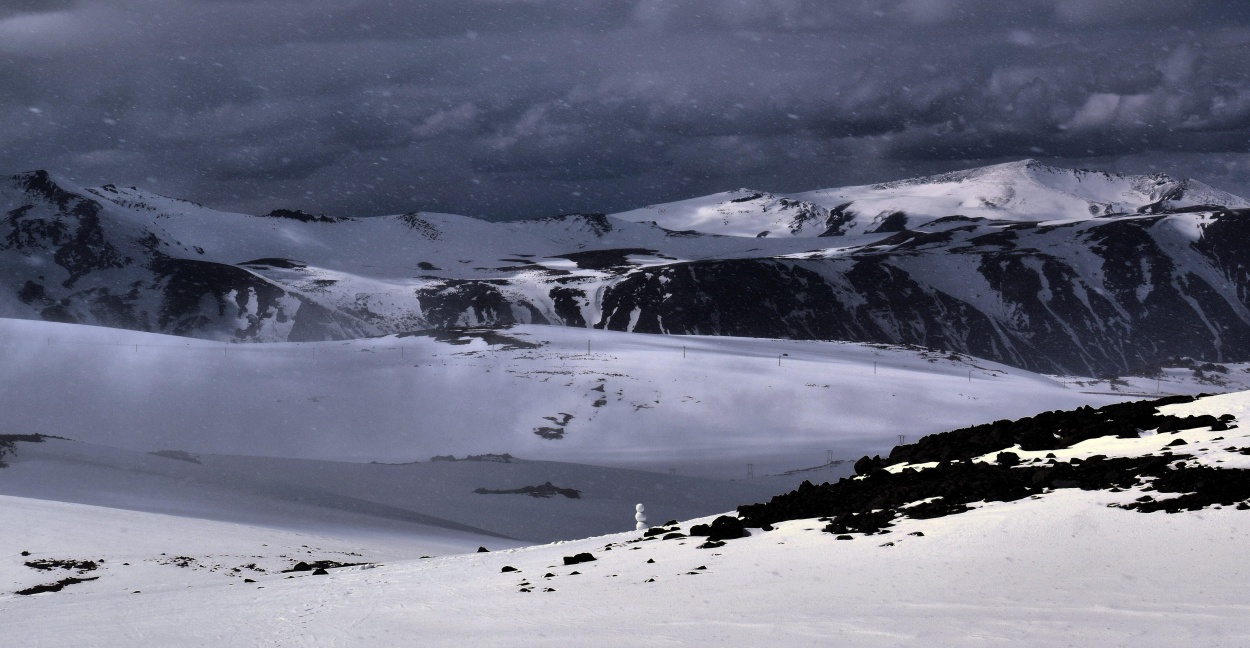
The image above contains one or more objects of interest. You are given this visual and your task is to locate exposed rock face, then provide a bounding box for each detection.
[0,171,373,342]
[593,211,1250,376]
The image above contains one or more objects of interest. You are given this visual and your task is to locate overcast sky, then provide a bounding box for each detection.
[2,0,1249,219]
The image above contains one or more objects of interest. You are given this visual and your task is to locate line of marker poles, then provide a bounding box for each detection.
[79,335,987,389]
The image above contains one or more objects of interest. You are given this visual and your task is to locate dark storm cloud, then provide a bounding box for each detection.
[1,1,1249,219]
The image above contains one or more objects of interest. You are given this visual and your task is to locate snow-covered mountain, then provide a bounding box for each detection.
[613,159,1250,237]
[5,162,1250,375]
[9,160,1250,646]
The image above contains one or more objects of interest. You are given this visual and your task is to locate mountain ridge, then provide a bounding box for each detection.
[613,159,1250,238]
[5,163,1250,376]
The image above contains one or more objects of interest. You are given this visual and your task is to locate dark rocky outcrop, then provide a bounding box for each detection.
[283,560,364,573]
[881,395,1209,465]
[735,395,1248,533]
[416,280,547,328]
[555,248,657,271]
[263,209,337,223]
[687,515,748,542]
[473,482,581,499]
[23,558,99,573]
[16,576,98,596]
[591,211,1250,376]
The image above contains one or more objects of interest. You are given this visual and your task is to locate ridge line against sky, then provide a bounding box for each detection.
[2,0,1249,221]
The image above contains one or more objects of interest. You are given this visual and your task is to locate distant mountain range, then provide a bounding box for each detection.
[4,160,1250,376]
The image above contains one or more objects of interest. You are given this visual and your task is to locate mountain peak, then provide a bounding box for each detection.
[6,169,91,212]
[613,160,1249,238]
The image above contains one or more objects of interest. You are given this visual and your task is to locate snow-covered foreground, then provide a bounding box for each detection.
[3,480,1248,645]
[2,317,1230,481]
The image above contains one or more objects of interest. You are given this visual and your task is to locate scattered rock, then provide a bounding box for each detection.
[885,395,1207,464]
[736,396,1249,533]
[741,450,1215,533]
[562,553,596,566]
[283,560,363,573]
[1119,465,1250,513]
[501,566,518,573]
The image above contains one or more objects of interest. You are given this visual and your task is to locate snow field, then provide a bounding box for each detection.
[3,486,1248,646]
[0,318,1164,479]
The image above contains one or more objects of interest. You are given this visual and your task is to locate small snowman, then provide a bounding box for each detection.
[634,503,647,531]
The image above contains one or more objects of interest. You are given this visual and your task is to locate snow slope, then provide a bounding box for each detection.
[0,437,774,544]
[3,459,1248,646]
[613,159,1250,237]
[0,317,1199,480]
